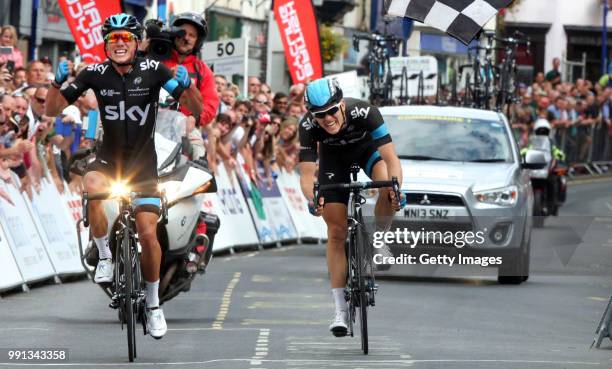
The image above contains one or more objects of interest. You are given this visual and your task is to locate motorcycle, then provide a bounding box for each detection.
[527,135,567,228]
[74,109,220,305]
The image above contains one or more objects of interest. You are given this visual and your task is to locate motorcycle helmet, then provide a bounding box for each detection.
[305,78,343,113]
[172,12,208,55]
[534,118,551,136]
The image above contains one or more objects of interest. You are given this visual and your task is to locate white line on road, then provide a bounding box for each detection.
[211,272,241,330]
[0,358,602,366]
[250,328,271,367]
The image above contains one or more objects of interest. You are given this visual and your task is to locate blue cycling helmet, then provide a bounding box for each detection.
[102,13,143,40]
[305,78,343,113]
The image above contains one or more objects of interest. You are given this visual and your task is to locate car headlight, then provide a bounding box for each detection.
[474,185,518,206]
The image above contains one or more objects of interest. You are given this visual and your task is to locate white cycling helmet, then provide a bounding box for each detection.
[533,118,551,136]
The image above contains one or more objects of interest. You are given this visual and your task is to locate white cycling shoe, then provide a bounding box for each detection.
[94,259,114,283]
[146,308,167,339]
[329,310,348,337]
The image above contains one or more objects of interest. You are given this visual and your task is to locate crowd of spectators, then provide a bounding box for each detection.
[4,21,612,204]
[511,57,612,163]
[204,74,306,187]
[0,27,308,201]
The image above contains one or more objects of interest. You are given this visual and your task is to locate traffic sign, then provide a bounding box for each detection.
[201,38,249,96]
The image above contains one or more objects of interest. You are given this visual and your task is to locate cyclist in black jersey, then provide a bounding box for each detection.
[298,78,403,337]
[45,13,203,339]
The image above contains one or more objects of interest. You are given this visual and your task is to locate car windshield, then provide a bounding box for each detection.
[384,114,513,163]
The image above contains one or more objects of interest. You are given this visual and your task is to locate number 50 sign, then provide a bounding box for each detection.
[201,38,249,94]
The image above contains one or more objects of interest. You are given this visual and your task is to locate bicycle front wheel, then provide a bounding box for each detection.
[354,224,370,354]
[123,228,136,362]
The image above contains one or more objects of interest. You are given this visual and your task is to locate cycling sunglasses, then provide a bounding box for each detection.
[313,104,340,119]
[105,32,136,44]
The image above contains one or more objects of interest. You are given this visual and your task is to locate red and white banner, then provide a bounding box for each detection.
[59,0,122,64]
[273,0,323,84]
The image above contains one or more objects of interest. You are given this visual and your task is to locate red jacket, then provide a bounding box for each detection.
[163,50,219,126]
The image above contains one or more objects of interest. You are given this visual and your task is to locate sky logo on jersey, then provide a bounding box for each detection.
[302,118,315,131]
[87,64,109,75]
[350,106,370,120]
[140,59,160,71]
[104,101,150,126]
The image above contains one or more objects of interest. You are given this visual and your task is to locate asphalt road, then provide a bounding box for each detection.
[1,179,612,368]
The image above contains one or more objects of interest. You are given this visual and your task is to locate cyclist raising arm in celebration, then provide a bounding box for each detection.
[298,78,402,337]
[45,13,202,340]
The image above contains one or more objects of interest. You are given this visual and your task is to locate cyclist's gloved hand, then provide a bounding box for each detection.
[54,60,69,85]
[175,65,191,88]
[308,196,324,216]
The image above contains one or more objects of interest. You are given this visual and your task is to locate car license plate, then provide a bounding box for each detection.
[403,206,454,220]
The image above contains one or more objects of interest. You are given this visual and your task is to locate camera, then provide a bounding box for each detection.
[144,19,186,61]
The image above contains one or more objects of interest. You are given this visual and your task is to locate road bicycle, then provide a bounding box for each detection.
[81,182,167,362]
[314,165,401,354]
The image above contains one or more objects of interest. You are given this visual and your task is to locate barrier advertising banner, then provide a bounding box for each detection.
[0,224,24,291]
[0,176,55,282]
[25,178,83,275]
[256,167,298,242]
[206,164,259,249]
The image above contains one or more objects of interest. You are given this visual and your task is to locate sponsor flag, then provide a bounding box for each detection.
[59,0,122,63]
[273,0,323,84]
[386,0,514,45]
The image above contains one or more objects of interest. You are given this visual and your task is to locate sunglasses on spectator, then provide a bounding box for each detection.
[105,31,136,44]
[313,104,340,119]
[35,96,46,104]
[256,99,268,104]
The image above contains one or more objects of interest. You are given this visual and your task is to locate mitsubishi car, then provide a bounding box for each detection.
[364,105,545,284]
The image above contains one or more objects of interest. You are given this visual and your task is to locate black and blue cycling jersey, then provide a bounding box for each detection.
[61,57,185,212]
[298,97,392,204]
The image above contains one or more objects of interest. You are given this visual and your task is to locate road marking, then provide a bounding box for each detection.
[0,358,602,366]
[244,291,328,299]
[606,202,612,212]
[250,328,271,367]
[589,297,608,302]
[0,328,50,331]
[248,301,333,310]
[211,272,241,330]
[168,327,261,332]
[242,319,327,326]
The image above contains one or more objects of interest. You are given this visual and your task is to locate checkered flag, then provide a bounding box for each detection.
[386,0,514,44]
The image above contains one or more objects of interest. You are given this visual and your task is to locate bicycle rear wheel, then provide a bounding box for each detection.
[123,228,136,362]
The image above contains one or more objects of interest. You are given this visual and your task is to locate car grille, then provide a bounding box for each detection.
[404,192,465,206]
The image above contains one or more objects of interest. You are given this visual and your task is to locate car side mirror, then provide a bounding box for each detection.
[521,149,547,170]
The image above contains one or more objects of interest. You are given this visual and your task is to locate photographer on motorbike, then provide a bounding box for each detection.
[45,13,203,339]
[143,12,219,130]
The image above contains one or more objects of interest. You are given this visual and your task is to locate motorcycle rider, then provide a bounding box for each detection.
[522,118,567,213]
[45,13,203,339]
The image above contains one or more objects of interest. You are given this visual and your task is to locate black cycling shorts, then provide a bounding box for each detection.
[317,143,383,205]
[85,157,161,215]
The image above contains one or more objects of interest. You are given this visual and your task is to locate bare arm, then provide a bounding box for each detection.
[378,142,403,184]
[45,86,70,117]
[298,161,317,201]
[178,83,203,118]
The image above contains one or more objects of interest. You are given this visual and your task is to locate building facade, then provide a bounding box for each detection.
[504,0,612,82]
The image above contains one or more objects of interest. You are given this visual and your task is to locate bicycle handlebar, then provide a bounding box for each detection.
[311,177,402,214]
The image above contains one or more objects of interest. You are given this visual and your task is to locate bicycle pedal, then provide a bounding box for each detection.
[109,298,120,309]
